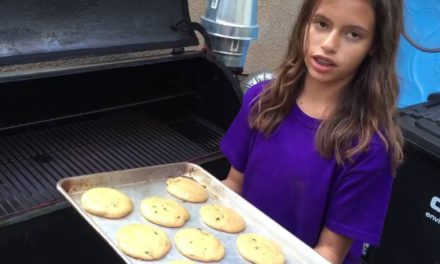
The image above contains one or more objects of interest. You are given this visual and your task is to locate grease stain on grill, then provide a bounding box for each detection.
[168,119,222,152]
[31,153,53,164]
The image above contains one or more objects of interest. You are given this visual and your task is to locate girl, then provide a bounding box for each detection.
[220,0,403,263]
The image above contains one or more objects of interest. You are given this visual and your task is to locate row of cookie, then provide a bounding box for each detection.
[116,223,285,264]
[143,196,246,233]
[79,177,206,220]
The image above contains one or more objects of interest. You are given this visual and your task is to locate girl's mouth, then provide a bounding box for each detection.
[310,55,337,73]
[313,55,337,66]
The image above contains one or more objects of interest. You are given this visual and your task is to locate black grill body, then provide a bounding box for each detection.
[367,96,440,264]
[0,1,240,262]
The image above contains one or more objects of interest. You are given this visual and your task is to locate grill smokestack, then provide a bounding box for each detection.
[201,0,259,73]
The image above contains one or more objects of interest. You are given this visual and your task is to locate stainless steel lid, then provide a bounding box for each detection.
[0,0,198,66]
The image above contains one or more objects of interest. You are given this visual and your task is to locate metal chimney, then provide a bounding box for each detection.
[201,0,259,73]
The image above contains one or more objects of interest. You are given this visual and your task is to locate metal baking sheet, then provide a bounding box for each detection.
[57,162,330,264]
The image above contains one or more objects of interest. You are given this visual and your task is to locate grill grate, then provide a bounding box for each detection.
[0,108,224,221]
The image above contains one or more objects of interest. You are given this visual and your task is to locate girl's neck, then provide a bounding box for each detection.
[296,74,348,120]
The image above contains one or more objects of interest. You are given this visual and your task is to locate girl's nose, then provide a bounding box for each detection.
[321,31,338,54]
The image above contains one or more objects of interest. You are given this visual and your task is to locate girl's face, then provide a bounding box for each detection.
[304,0,375,87]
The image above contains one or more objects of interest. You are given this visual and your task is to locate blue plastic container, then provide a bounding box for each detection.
[397,0,440,107]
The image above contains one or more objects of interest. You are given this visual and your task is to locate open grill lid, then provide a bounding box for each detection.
[0,0,198,66]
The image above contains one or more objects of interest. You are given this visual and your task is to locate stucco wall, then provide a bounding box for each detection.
[189,0,302,73]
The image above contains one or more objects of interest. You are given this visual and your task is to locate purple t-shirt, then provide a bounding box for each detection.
[220,81,393,264]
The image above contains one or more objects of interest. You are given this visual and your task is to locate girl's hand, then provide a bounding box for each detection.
[221,166,244,195]
[314,227,353,264]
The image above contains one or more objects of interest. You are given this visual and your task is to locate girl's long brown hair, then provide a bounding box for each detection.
[250,0,404,174]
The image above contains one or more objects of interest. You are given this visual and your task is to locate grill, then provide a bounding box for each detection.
[0,0,241,262]
[0,55,240,226]
[0,107,224,221]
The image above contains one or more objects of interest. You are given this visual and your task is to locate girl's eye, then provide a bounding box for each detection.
[313,20,328,30]
[347,31,361,40]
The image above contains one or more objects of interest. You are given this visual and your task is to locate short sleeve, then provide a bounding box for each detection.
[325,135,394,245]
[220,82,266,173]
